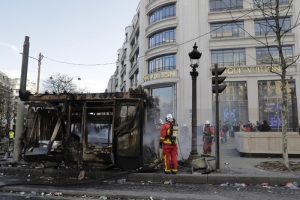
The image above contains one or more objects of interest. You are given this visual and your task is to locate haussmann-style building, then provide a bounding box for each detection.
[107,0,300,138]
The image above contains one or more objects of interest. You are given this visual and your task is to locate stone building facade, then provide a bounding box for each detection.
[108,0,300,132]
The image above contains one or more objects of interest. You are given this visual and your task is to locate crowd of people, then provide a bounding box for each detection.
[234,120,271,132]
[201,120,272,155]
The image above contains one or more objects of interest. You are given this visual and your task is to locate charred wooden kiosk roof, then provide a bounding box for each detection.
[26,88,147,102]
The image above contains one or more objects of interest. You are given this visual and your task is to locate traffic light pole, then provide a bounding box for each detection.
[214,64,220,171]
[212,64,226,171]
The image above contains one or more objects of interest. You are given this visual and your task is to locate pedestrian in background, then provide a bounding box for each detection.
[160,114,178,174]
[8,129,15,147]
[222,122,229,143]
[202,121,214,156]
[260,120,271,132]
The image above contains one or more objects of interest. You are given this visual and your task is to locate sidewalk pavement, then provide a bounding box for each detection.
[127,137,300,185]
[1,137,300,186]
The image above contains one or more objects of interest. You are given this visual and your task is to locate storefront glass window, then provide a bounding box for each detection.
[215,81,248,127]
[258,80,298,131]
[151,86,174,122]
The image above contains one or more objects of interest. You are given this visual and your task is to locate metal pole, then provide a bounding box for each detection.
[13,101,25,162]
[36,53,43,94]
[189,65,199,158]
[291,89,296,131]
[215,64,220,170]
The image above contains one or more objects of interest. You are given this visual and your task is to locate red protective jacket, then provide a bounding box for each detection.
[160,122,177,145]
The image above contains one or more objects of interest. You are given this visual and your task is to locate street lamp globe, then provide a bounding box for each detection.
[188,42,202,66]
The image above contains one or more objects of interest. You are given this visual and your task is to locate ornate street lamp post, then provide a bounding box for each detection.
[188,43,202,160]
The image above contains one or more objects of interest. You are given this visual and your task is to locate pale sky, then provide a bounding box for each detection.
[0,0,140,93]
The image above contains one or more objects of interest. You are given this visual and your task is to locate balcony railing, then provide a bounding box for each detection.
[148,66,176,74]
[120,66,126,75]
[129,62,138,77]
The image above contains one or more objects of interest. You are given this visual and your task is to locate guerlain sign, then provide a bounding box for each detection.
[143,70,178,82]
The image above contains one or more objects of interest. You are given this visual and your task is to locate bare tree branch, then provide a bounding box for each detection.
[42,73,80,94]
[224,0,297,169]
[286,55,300,68]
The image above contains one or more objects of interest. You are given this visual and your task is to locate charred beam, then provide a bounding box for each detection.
[19,36,31,101]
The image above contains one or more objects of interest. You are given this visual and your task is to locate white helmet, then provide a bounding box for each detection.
[166,114,173,122]
[205,120,210,124]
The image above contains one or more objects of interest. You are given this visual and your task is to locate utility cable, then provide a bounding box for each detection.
[24,8,256,67]
[43,56,116,66]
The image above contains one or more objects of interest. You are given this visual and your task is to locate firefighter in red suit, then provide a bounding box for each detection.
[160,114,178,174]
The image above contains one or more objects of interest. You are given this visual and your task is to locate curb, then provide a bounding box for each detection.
[206,174,300,185]
[0,167,129,180]
[127,173,208,184]
[0,185,231,200]
[127,173,300,185]
[1,167,300,186]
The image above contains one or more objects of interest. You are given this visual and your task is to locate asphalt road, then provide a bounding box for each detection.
[1,179,300,200]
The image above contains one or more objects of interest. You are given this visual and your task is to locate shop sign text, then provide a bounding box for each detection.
[225,66,281,75]
[143,70,178,82]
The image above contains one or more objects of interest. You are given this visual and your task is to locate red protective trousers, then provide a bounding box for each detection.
[163,144,178,173]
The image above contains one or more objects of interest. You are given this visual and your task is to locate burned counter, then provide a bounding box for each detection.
[21,89,150,170]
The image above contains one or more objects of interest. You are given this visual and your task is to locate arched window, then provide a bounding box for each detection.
[149,4,176,24]
[149,29,176,48]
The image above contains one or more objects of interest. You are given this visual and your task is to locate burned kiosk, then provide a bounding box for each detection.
[17,37,154,170]
[20,90,148,170]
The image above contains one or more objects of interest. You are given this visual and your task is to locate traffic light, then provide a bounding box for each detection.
[212,64,227,94]
[211,64,226,170]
